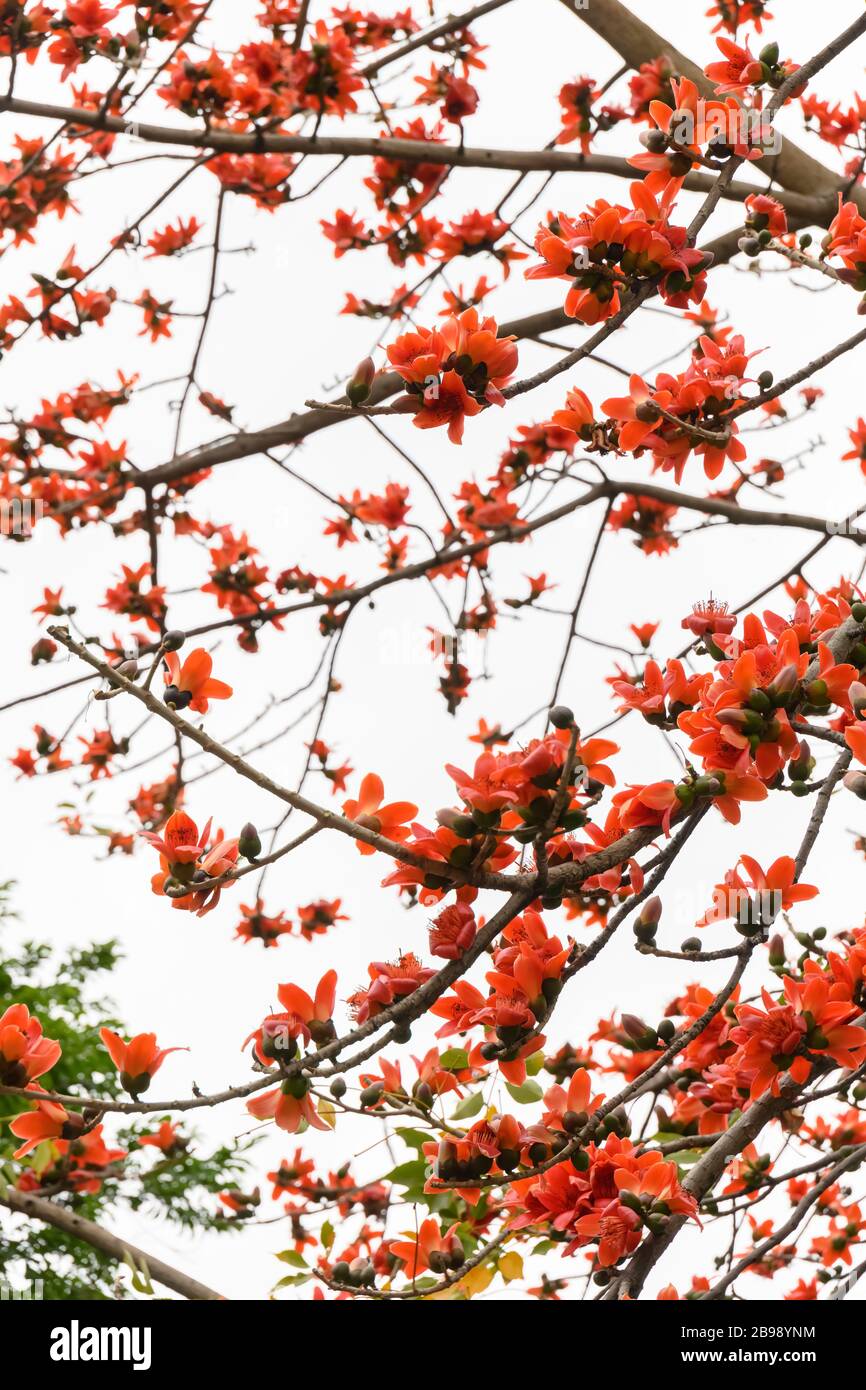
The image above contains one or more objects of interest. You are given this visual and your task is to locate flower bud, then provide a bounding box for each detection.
[548,704,575,730]
[163,629,185,652]
[30,638,57,665]
[804,678,829,707]
[621,1013,651,1043]
[640,128,668,152]
[850,681,866,715]
[768,933,786,967]
[843,770,866,800]
[767,663,800,704]
[618,1188,644,1214]
[347,356,376,406]
[715,707,753,730]
[239,822,262,861]
[359,1082,384,1108]
[638,895,662,927]
[787,741,814,782]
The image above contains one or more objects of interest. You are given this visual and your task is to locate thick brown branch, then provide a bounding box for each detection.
[0,1188,225,1300]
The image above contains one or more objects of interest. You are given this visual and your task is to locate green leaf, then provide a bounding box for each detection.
[394,1127,429,1152]
[506,1079,543,1105]
[450,1092,484,1121]
[526,1050,546,1076]
[276,1249,309,1268]
[384,1159,427,1190]
[439,1047,469,1071]
[273,1273,312,1290]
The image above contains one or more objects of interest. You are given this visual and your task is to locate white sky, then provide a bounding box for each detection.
[2,0,866,1300]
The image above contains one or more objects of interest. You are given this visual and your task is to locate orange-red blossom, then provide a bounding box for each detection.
[729,966,866,1100]
[342,772,417,855]
[141,808,239,915]
[163,646,232,714]
[389,1216,464,1278]
[0,1004,62,1086]
[387,307,518,445]
[99,1027,186,1096]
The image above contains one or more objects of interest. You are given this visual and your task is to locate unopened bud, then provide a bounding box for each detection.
[640,128,668,153]
[850,681,866,715]
[548,704,575,730]
[621,1013,650,1043]
[347,356,376,406]
[767,664,800,704]
[715,707,756,731]
[843,770,866,801]
[639,896,663,927]
[805,678,829,707]
[239,822,262,861]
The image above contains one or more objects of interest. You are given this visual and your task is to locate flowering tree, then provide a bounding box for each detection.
[3,0,866,1305]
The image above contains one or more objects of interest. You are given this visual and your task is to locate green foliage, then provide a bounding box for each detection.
[121,1128,260,1233]
[0,886,253,1299]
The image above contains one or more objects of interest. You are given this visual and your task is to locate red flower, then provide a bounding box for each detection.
[163,647,233,714]
[342,772,417,854]
[704,37,765,96]
[696,855,818,927]
[347,952,436,1024]
[390,1217,463,1278]
[0,1005,62,1086]
[247,1081,331,1135]
[139,1120,185,1155]
[387,308,518,444]
[428,902,477,959]
[243,971,337,1060]
[146,216,202,257]
[730,968,866,1099]
[99,1028,186,1096]
[9,1090,74,1158]
[141,809,240,915]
